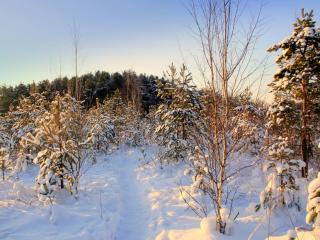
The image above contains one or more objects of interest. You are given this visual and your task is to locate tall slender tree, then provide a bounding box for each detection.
[72,23,81,101]
[268,9,320,177]
[187,0,262,233]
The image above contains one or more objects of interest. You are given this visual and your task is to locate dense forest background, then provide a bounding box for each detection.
[0,70,160,113]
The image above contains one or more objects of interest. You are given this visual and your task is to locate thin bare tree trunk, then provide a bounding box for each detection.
[187,0,262,233]
[301,79,309,178]
[73,24,80,101]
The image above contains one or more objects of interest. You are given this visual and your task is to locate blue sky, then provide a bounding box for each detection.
[0,0,320,100]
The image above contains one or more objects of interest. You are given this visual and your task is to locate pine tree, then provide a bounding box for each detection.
[6,94,48,146]
[0,93,48,172]
[21,94,92,197]
[0,147,11,181]
[0,116,14,150]
[259,136,303,210]
[258,93,304,210]
[268,9,320,177]
[155,64,202,164]
[120,101,144,146]
[86,99,115,152]
[100,89,145,147]
[102,90,126,145]
[232,89,265,155]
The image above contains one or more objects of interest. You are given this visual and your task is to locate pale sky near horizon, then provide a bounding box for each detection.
[0,0,320,102]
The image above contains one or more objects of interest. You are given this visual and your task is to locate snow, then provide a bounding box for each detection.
[268,228,317,240]
[308,173,320,194]
[0,155,119,240]
[287,229,297,238]
[136,148,309,240]
[0,146,318,239]
[112,148,150,240]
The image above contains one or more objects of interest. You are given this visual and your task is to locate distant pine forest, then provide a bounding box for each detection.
[0,70,160,113]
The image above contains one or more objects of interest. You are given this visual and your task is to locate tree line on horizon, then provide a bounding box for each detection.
[0,70,160,114]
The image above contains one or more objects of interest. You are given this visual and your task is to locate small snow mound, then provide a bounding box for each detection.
[183,168,193,176]
[127,149,134,156]
[308,173,320,194]
[287,229,297,238]
[12,181,32,200]
[200,216,216,237]
[220,207,229,220]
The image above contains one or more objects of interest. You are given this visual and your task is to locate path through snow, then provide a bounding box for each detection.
[112,148,149,240]
[0,146,314,240]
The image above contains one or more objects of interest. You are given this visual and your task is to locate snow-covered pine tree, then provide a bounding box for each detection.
[266,95,300,141]
[86,99,115,152]
[268,9,320,177]
[0,147,11,181]
[102,90,126,145]
[189,146,210,194]
[6,93,48,142]
[306,172,320,226]
[5,93,48,170]
[258,92,304,210]
[0,116,16,179]
[0,116,14,151]
[259,135,303,210]
[21,94,92,197]
[155,64,202,165]
[232,88,265,155]
[120,101,144,146]
[139,110,156,145]
[100,90,145,147]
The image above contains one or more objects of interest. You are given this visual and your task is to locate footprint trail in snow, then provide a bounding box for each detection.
[112,149,149,240]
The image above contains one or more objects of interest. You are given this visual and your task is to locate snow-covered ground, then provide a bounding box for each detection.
[137,149,313,240]
[0,154,120,240]
[0,146,317,239]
